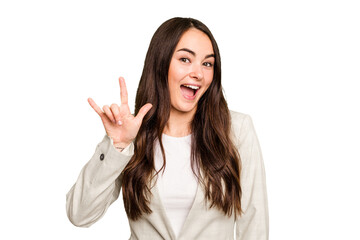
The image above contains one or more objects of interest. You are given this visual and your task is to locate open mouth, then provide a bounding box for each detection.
[180,84,200,99]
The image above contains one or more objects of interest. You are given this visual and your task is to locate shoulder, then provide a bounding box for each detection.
[229,109,249,123]
[229,109,251,131]
[228,109,254,146]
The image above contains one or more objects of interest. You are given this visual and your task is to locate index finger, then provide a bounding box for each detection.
[119,77,128,105]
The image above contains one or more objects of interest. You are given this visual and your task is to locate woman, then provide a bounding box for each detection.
[66,17,269,240]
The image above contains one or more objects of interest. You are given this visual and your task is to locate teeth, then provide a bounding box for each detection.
[183,84,200,90]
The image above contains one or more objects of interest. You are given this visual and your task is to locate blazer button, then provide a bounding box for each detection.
[100,153,105,161]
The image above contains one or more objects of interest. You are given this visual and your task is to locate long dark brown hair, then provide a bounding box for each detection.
[122,17,242,221]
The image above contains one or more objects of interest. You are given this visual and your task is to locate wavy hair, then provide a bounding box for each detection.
[122,17,242,221]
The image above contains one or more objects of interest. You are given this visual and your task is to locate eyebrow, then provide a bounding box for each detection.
[176,48,215,59]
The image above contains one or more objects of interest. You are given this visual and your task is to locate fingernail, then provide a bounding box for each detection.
[117,120,123,125]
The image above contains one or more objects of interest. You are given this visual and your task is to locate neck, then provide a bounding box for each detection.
[163,107,196,137]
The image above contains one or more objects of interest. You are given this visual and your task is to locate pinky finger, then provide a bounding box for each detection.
[88,98,104,116]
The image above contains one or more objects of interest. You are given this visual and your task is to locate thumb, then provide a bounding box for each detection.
[135,103,153,123]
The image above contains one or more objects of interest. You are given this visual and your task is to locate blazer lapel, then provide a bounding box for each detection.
[150,168,203,240]
[152,182,177,239]
[176,167,204,239]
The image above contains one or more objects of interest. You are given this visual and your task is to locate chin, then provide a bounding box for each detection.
[172,103,197,114]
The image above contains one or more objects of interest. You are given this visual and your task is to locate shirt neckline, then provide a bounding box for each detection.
[162,133,192,140]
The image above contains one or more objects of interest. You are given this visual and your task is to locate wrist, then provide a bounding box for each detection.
[113,141,131,152]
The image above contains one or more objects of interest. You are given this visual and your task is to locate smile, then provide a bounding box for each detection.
[180,84,200,100]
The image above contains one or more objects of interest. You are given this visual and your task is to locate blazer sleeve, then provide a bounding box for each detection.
[66,134,134,227]
[235,114,269,240]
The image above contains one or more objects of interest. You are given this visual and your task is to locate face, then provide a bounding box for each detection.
[167,28,215,115]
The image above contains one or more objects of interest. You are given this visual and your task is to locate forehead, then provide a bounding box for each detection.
[175,28,214,54]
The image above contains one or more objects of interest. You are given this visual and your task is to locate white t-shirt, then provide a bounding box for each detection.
[153,133,198,238]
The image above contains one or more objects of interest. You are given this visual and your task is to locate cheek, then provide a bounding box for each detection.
[168,65,181,96]
[204,71,214,88]
[169,61,187,81]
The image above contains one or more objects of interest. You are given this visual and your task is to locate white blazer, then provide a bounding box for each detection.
[66,110,269,240]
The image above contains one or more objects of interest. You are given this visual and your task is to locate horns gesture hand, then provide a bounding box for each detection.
[88,77,153,148]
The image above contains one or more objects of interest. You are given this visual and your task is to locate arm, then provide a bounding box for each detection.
[66,134,134,227]
[236,114,269,240]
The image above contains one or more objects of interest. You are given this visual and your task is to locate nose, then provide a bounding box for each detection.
[189,64,203,80]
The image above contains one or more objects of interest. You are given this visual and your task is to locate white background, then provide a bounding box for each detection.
[1,0,359,239]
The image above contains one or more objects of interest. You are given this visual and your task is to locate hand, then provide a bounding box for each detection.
[88,77,153,146]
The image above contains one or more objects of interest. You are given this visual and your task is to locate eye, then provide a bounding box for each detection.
[180,58,190,63]
[203,62,213,67]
